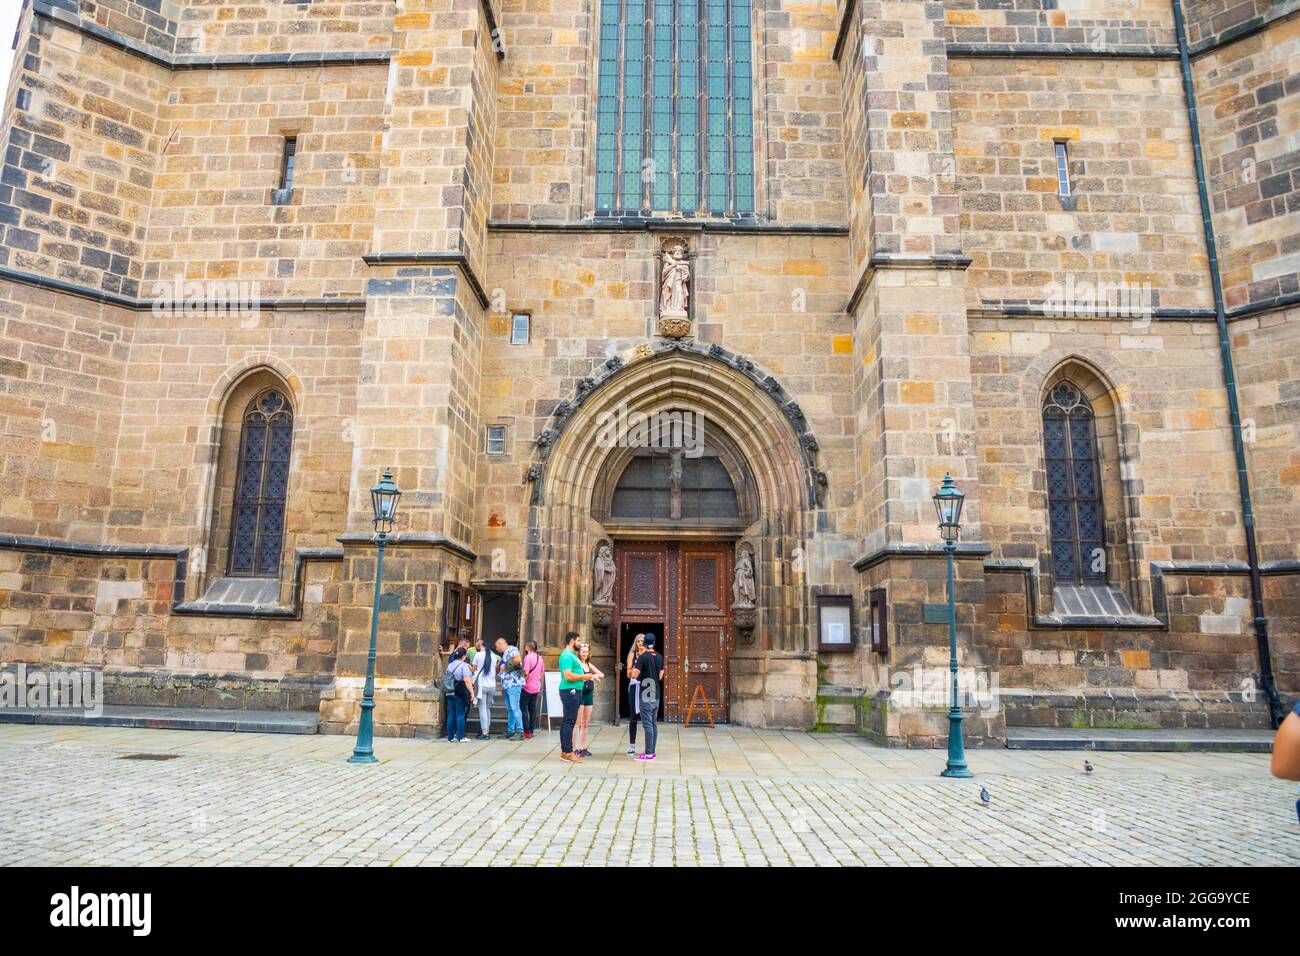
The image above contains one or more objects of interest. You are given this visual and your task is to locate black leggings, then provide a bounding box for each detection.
[628,682,639,744]
[521,690,540,734]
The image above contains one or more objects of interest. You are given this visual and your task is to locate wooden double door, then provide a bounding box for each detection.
[614,540,733,722]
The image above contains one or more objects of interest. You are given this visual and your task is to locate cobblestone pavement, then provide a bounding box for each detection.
[1,723,1296,866]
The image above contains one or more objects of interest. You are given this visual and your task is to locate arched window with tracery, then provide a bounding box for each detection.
[610,448,741,522]
[1043,381,1106,586]
[228,388,293,576]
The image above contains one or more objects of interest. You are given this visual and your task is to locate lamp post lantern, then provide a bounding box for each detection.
[348,468,401,765]
[933,472,972,778]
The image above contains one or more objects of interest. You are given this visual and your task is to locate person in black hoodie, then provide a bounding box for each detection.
[629,635,665,761]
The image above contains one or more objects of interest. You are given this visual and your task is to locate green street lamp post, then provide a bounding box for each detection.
[348,468,402,765]
[934,473,972,779]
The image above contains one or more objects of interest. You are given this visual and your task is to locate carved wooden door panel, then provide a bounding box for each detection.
[617,544,668,619]
[675,543,731,722]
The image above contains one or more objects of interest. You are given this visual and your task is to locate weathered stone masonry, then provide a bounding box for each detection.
[0,0,1296,744]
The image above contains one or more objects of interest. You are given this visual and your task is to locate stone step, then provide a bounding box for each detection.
[0,704,319,735]
[1005,726,1274,753]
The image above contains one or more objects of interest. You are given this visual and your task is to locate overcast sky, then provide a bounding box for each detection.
[0,1,22,104]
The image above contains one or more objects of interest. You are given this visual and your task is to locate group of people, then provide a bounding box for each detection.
[440,630,666,764]
[442,636,545,742]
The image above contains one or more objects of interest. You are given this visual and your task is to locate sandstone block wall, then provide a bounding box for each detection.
[1192,8,1300,311]
[951,56,1213,312]
[1,12,170,299]
[145,63,387,300]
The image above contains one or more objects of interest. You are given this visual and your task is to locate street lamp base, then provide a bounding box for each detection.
[940,766,973,778]
[347,752,378,765]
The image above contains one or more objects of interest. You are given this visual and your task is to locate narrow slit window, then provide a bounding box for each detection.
[485,425,508,455]
[1054,141,1071,198]
[272,137,297,204]
[510,312,530,345]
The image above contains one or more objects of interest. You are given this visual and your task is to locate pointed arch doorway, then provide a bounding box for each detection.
[526,345,821,729]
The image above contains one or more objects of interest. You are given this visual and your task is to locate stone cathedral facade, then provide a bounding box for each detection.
[0,0,1296,744]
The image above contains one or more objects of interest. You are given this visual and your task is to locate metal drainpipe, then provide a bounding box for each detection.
[1172,0,1284,728]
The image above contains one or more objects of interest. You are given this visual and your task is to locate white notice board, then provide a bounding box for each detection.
[543,671,562,729]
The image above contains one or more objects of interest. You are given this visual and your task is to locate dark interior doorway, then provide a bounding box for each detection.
[479,590,521,647]
[617,621,665,721]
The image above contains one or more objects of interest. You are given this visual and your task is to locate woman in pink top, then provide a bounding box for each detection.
[519,640,545,739]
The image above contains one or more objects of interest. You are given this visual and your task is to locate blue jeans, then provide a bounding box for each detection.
[446,695,468,741]
[640,699,659,755]
[504,684,523,735]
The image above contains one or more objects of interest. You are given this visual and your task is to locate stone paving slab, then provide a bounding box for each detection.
[0,705,319,735]
[0,723,1295,867]
[1007,727,1275,753]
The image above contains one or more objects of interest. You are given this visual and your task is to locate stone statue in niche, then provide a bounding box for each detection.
[658,239,692,338]
[660,240,690,315]
[592,543,617,606]
[733,547,756,608]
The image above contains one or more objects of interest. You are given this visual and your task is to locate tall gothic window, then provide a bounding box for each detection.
[595,0,754,217]
[1043,382,1106,586]
[228,388,293,576]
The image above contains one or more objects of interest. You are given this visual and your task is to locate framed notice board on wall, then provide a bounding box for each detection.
[817,594,855,652]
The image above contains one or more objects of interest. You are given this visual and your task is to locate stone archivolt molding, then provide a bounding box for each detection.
[524,340,826,513]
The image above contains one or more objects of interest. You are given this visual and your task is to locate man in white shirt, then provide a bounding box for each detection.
[472,639,500,740]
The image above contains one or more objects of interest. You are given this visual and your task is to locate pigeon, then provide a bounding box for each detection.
[1084,759,1094,775]
[979,785,990,807]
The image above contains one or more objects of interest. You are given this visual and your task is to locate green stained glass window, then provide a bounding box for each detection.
[594,0,754,217]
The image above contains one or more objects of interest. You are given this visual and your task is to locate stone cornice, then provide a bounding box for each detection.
[1186,2,1300,57]
[968,296,1300,324]
[0,265,367,313]
[845,254,973,316]
[942,4,1300,63]
[487,218,849,236]
[336,532,477,563]
[360,253,491,310]
[947,43,1179,60]
[852,542,992,573]
[0,535,343,619]
[31,0,394,70]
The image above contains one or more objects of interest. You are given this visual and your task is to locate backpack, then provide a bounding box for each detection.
[441,662,458,696]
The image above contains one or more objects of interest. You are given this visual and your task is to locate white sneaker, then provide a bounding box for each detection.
[626,747,635,756]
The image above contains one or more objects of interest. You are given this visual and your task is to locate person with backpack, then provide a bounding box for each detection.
[471,637,501,740]
[519,641,544,739]
[629,634,665,761]
[442,647,475,743]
